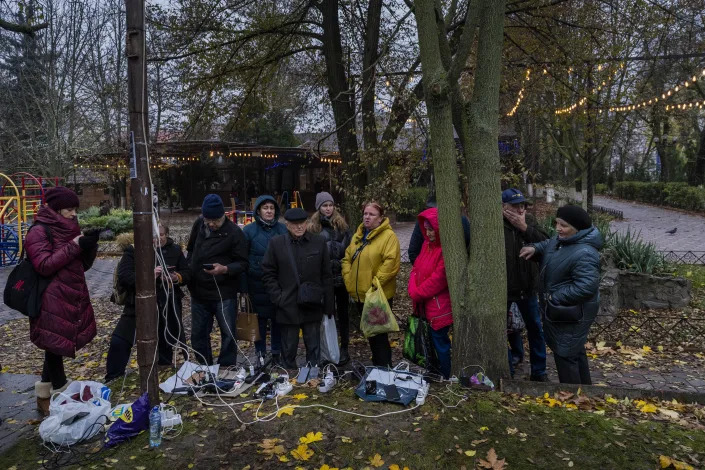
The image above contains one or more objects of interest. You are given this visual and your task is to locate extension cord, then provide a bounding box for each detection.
[318,371,336,393]
[275,381,293,397]
[161,414,182,428]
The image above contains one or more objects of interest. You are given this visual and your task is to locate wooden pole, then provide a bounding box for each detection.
[125,0,159,406]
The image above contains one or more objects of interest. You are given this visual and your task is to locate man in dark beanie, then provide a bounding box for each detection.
[262,208,334,369]
[502,188,549,381]
[186,194,248,366]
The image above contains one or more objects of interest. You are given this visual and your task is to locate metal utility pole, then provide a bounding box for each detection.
[125,0,159,406]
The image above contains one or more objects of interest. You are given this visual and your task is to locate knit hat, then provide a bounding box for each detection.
[201,194,225,219]
[284,208,308,222]
[45,187,80,212]
[315,192,334,211]
[556,205,592,231]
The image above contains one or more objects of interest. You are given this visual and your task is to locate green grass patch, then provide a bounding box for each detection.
[671,264,705,309]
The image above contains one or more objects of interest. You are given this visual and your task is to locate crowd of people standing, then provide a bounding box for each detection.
[21,185,602,415]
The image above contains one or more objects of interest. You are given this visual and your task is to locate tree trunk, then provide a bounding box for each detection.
[690,125,705,186]
[416,0,509,381]
[414,0,468,316]
[319,0,363,220]
[461,0,509,380]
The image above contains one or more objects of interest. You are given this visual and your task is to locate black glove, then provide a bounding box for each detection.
[78,235,98,251]
[82,228,104,238]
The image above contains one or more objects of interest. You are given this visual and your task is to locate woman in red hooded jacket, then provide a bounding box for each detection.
[25,187,98,414]
[407,208,453,378]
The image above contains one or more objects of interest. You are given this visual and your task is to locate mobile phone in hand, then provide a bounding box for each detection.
[203,263,215,270]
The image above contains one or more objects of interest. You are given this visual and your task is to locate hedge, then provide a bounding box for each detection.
[613,181,705,212]
[78,207,134,235]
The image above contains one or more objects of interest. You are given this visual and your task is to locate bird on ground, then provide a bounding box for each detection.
[666,227,677,234]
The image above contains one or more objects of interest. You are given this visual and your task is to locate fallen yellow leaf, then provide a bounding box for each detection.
[479,426,489,433]
[299,431,324,444]
[277,405,296,417]
[291,444,314,461]
[279,455,290,462]
[319,465,339,470]
[292,393,309,400]
[465,450,477,456]
[605,396,619,404]
[369,453,384,467]
[640,403,658,413]
[339,436,353,443]
[660,455,694,470]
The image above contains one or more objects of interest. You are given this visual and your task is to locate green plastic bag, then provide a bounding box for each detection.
[403,315,438,369]
[360,277,399,338]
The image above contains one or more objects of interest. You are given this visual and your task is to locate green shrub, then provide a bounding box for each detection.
[397,187,429,219]
[607,228,667,274]
[78,208,133,234]
[595,183,608,195]
[613,181,705,212]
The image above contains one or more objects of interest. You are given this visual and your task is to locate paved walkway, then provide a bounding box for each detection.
[593,196,704,252]
[0,373,40,454]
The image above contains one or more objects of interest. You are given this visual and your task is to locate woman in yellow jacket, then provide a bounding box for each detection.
[342,201,400,366]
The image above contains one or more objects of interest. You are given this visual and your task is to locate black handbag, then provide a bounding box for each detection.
[545,298,583,323]
[3,224,53,319]
[285,235,324,309]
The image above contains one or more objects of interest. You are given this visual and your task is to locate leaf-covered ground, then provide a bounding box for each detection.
[1,369,704,470]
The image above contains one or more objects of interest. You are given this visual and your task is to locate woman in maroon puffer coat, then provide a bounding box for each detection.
[25,187,98,414]
[407,207,454,378]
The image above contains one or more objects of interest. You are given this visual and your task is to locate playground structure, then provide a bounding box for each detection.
[0,173,61,267]
[225,191,305,227]
[278,191,304,211]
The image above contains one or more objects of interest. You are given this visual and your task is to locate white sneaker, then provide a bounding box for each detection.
[415,380,430,405]
[318,371,336,393]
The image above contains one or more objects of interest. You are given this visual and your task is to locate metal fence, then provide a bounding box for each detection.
[589,312,705,350]
[659,251,705,265]
[591,204,624,219]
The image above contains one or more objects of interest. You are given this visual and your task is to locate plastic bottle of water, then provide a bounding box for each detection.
[149,405,162,447]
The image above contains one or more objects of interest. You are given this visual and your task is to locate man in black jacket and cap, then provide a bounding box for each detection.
[186,194,248,366]
[261,208,334,369]
[502,188,549,381]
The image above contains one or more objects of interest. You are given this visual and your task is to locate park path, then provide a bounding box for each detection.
[593,196,704,252]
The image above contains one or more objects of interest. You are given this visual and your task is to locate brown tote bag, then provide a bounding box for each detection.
[236,294,261,342]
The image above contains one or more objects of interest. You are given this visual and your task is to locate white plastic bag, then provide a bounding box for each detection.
[39,380,111,446]
[320,314,340,364]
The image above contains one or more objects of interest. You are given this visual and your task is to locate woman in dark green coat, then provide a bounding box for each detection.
[520,205,602,385]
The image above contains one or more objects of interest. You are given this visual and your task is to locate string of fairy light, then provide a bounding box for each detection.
[73,150,342,170]
[506,68,531,117]
[505,64,705,117]
[608,69,705,113]
[555,64,623,115]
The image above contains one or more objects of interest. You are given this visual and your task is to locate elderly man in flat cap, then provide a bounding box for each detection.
[261,208,334,369]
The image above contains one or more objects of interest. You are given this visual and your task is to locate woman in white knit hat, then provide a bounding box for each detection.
[307,192,352,364]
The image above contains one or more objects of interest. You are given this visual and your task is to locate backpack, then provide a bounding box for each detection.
[3,223,53,318]
[110,263,127,305]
